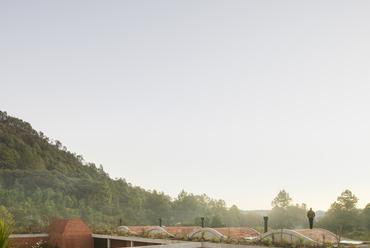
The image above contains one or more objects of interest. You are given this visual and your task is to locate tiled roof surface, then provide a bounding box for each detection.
[213,227,260,239]
[294,229,338,243]
[46,219,69,234]
[163,227,199,237]
[126,226,156,234]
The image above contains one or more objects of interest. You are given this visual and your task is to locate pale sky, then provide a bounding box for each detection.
[1,1,370,211]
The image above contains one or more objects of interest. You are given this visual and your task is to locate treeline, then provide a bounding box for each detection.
[0,110,264,231]
[1,110,370,240]
[267,189,370,240]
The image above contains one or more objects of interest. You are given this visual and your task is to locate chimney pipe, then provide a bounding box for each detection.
[159,218,162,227]
[119,219,122,226]
[263,216,268,233]
[201,217,205,228]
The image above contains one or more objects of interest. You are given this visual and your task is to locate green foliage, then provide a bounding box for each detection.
[318,190,360,233]
[2,110,370,235]
[210,237,220,243]
[345,229,370,241]
[210,214,224,228]
[263,237,271,246]
[361,203,370,231]
[1,110,262,229]
[268,190,310,230]
[0,219,16,248]
[305,240,313,246]
[241,212,263,229]
[348,244,357,248]
[269,203,308,229]
[297,236,304,246]
[322,241,334,247]
[0,207,13,226]
[201,230,206,238]
[279,237,289,247]
[271,190,292,209]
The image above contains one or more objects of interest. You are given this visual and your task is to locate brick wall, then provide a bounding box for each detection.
[7,219,93,248]
[47,219,94,248]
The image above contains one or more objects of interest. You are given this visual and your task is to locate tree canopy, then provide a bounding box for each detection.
[0,110,262,231]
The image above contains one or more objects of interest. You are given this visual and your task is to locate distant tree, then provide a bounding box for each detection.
[318,190,359,232]
[271,189,292,209]
[361,203,370,231]
[210,214,224,228]
[54,140,62,150]
[240,212,263,228]
[336,190,358,210]
[269,190,307,229]
[172,190,200,223]
[0,206,14,226]
[223,205,241,227]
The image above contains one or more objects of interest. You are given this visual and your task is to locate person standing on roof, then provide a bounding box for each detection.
[307,208,315,229]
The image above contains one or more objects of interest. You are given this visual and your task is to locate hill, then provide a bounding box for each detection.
[0,110,262,230]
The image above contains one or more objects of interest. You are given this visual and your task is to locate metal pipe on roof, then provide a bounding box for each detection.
[159,218,162,227]
[201,217,205,228]
[263,216,268,233]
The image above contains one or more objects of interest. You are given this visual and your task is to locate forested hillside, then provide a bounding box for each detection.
[0,110,263,231]
[2,110,370,240]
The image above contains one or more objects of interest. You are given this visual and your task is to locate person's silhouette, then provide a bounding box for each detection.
[307,208,315,229]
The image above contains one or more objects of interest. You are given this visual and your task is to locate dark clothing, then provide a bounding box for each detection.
[307,210,315,229]
[309,218,314,229]
[307,210,315,218]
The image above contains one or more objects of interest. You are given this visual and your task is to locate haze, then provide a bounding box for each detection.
[1,1,370,211]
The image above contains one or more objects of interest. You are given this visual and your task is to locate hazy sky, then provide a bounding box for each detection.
[1,1,370,211]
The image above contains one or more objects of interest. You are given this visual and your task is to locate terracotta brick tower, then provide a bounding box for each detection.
[46,219,93,248]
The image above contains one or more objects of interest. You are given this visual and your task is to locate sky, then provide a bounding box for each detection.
[1,1,370,211]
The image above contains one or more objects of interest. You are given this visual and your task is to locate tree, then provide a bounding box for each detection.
[271,190,292,209]
[318,190,359,232]
[336,190,358,211]
[269,205,292,229]
[223,205,241,227]
[269,190,307,229]
[240,212,263,228]
[0,206,14,226]
[172,190,200,223]
[361,203,370,231]
[210,214,224,228]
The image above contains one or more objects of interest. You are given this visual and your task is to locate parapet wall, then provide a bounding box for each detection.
[9,234,49,248]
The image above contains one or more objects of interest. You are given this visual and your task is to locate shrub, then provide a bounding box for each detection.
[211,237,220,243]
[297,236,304,246]
[0,219,17,248]
[322,241,334,247]
[305,240,313,246]
[201,230,206,239]
[263,237,271,246]
[279,237,289,246]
